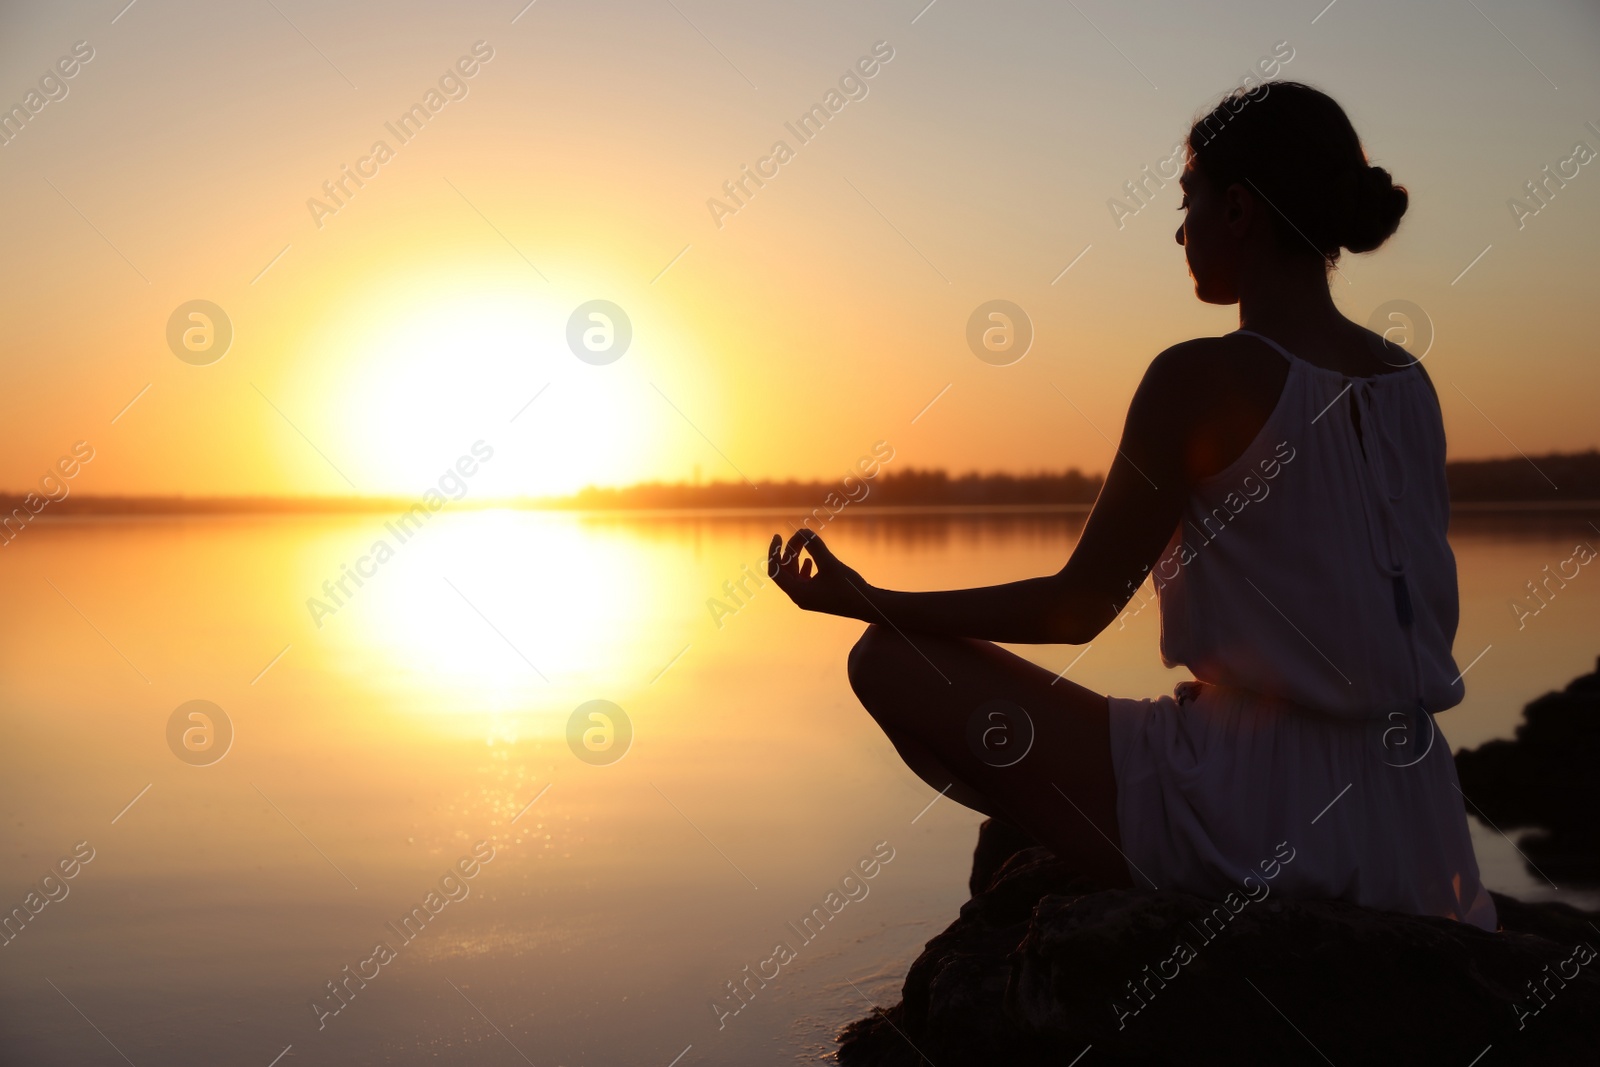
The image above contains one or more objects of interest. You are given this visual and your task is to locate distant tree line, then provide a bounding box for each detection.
[563,451,1600,508]
[1445,451,1600,504]
[4,451,1597,514]
[561,467,1106,509]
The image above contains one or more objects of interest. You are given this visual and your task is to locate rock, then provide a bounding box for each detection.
[967,817,1040,897]
[1456,656,1600,884]
[837,819,1600,1066]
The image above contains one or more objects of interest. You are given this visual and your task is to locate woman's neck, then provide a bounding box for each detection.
[1229,254,1400,375]
[1235,254,1345,338]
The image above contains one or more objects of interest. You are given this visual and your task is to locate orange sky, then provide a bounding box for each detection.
[1,0,1597,498]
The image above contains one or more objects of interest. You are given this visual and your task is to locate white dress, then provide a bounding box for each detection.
[1107,329,1499,931]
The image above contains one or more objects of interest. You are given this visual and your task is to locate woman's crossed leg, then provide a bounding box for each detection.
[847,623,1135,890]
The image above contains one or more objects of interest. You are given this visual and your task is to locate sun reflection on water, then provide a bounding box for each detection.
[295,509,705,756]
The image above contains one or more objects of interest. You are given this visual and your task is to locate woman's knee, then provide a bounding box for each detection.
[847,624,894,704]
[849,624,933,720]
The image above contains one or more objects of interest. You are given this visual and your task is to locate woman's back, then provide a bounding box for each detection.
[1156,328,1463,718]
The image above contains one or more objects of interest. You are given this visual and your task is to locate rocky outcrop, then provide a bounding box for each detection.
[837,821,1600,1066]
[1456,656,1600,884]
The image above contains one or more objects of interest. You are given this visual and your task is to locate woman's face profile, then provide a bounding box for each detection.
[1174,165,1239,306]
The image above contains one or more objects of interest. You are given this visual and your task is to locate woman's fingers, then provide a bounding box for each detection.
[769,532,806,590]
[783,529,837,572]
[770,529,839,604]
[769,528,859,613]
[800,531,839,566]
[783,529,810,565]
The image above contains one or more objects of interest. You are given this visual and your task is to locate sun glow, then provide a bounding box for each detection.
[310,274,702,499]
[306,510,680,722]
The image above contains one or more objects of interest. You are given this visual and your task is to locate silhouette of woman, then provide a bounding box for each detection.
[769,82,1497,930]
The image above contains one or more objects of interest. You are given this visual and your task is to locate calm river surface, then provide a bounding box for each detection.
[2,508,1596,1065]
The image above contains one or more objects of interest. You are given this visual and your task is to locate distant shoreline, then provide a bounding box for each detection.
[10,501,1600,520]
[5,451,1597,515]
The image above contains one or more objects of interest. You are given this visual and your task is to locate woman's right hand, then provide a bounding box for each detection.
[768,530,869,618]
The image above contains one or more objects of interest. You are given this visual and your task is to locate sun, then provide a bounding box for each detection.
[308,274,696,499]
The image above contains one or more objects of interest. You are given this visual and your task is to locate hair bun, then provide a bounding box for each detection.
[1343,164,1408,254]
[1187,83,1407,263]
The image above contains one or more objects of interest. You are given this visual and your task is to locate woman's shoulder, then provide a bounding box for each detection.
[1130,336,1291,486]
[1135,334,1289,429]
[1142,334,1289,394]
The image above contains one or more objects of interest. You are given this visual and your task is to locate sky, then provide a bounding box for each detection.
[1,0,1597,499]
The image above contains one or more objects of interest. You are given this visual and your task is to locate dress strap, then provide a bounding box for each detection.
[1231,328,1298,364]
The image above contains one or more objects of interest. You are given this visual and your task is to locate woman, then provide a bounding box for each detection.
[767,82,1497,931]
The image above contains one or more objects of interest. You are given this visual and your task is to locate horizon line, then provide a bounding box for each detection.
[3,449,1598,513]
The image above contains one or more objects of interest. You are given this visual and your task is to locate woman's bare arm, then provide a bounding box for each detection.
[768,338,1285,643]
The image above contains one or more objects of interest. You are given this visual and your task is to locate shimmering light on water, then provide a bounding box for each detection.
[1,509,1595,1064]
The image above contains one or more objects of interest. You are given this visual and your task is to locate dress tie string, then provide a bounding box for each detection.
[1348,378,1414,627]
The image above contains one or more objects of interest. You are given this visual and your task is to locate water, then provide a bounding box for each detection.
[1,508,1596,1065]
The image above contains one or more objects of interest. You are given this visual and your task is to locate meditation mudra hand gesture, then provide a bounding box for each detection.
[767,530,866,617]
